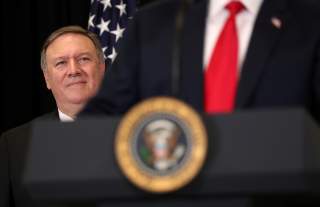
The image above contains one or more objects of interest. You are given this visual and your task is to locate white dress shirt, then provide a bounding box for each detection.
[58,109,75,122]
[203,0,263,73]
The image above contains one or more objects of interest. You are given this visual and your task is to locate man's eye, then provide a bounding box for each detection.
[78,57,91,64]
[55,61,66,67]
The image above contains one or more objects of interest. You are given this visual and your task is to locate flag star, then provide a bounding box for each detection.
[110,24,125,42]
[97,18,110,35]
[100,0,112,12]
[102,46,108,59]
[116,1,127,17]
[108,48,118,63]
[88,14,95,29]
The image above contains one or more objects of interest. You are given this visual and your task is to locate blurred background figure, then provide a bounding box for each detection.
[82,0,320,124]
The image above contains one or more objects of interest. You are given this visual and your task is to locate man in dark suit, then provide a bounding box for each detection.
[0,25,106,207]
[82,0,320,123]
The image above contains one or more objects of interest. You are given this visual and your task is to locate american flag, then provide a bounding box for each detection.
[88,0,136,65]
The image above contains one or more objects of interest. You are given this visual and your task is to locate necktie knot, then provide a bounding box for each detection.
[226,1,244,16]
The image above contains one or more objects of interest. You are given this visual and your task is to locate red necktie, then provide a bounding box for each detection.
[204,1,244,113]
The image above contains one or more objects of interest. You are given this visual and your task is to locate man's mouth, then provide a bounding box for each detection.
[67,80,87,87]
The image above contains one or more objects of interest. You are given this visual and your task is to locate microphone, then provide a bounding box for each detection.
[171,0,194,97]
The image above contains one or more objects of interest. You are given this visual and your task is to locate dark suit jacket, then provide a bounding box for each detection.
[82,0,320,122]
[0,112,58,207]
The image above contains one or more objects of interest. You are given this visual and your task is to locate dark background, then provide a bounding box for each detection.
[0,0,155,134]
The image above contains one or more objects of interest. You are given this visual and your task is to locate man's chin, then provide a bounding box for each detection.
[67,95,90,105]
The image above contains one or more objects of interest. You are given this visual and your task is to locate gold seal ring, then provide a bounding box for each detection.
[115,97,207,193]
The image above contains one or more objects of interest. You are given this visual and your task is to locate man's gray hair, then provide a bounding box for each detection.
[40,25,104,71]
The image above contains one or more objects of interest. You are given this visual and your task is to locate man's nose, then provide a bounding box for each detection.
[68,59,81,76]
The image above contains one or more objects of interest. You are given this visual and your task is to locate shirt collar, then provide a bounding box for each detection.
[58,109,75,122]
[208,0,264,19]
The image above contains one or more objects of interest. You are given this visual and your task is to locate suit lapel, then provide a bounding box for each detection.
[180,0,208,111]
[39,111,59,120]
[236,0,289,108]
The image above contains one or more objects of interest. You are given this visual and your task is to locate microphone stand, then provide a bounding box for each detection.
[171,0,193,97]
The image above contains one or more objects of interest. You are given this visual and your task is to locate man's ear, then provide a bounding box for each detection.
[43,70,51,90]
[100,62,106,73]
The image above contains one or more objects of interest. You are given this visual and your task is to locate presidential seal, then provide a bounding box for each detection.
[115,97,208,193]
